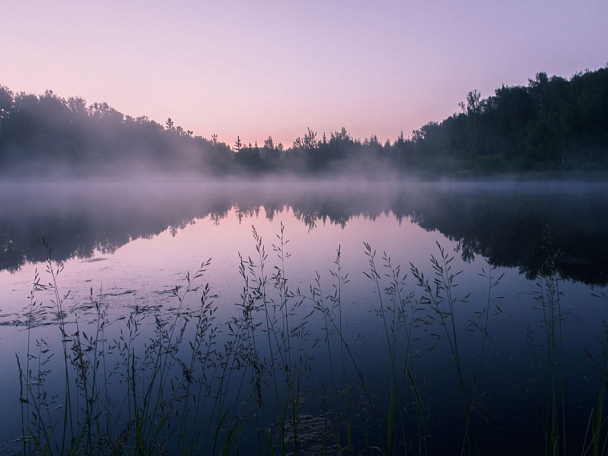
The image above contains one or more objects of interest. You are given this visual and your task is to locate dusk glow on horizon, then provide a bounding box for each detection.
[3,1,607,148]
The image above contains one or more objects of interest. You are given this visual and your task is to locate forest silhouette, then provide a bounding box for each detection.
[1,66,608,176]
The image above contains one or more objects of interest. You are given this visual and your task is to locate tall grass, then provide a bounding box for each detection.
[533,249,569,455]
[17,243,248,455]
[11,229,608,455]
[582,316,608,456]
[363,243,423,454]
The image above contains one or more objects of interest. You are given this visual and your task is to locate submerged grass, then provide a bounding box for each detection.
[11,227,608,455]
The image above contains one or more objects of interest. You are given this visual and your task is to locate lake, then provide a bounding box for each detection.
[1,177,607,455]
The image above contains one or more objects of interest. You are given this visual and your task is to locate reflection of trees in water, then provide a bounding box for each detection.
[402,187,608,285]
[1,182,607,285]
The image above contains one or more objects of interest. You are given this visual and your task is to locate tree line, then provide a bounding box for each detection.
[1,65,607,177]
[404,67,608,172]
[0,90,233,175]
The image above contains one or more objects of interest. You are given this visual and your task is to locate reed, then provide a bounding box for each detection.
[532,248,568,455]
[16,243,253,455]
[410,243,478,454]
[363,242,423,454]
[12,229,608,455]
[582,316,608,456]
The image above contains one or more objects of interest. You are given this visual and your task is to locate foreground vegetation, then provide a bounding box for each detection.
[12,229,608,455]
[1,66,608,176]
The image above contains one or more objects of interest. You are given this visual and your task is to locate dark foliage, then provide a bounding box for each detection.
[403,68,608,172]
[1,66,608,176]
[0,87,233,176]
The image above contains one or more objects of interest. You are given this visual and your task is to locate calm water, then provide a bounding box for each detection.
[1,178,607,454]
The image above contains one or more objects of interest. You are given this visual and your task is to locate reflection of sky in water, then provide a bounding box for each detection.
[0,205,430,312]
[2,183,608,453]
[1,207,451,448]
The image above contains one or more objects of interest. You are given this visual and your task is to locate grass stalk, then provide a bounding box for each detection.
[410,242,477,455]
[12,232,608,455]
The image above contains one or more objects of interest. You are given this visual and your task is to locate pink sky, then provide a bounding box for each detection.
[2,1,607,148]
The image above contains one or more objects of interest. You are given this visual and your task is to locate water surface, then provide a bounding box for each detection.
[1,179,607,454]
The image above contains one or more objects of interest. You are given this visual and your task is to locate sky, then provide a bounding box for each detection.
[2,1,607,148]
